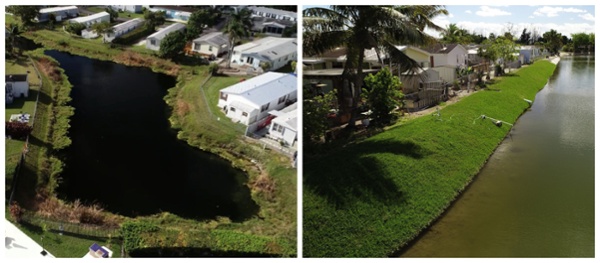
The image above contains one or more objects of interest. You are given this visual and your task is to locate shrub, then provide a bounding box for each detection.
[6,121,33,139]
[9,201,24,223]
[121,221,160,253]
[112,26,154,45]
[208,63,219,76]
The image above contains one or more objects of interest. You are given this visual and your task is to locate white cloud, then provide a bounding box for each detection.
[529,16,535,19]
[533,6,586,17]
[579,13,595,22]
[475,6,511,17]
[465,10,472,14]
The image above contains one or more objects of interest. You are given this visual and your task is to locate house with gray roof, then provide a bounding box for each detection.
[217,72,296,127]
[145,23,186,51]
[230,37,297,71]
[36,6,79,22]
[191,32,229,58]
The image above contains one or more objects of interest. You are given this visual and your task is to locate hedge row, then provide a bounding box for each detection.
[112,26,154,45]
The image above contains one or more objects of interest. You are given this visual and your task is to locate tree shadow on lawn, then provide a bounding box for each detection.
[304,139,428,208]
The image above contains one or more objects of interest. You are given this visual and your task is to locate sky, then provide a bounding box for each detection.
[303,5,595,39]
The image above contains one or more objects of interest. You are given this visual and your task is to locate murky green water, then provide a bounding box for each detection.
[401,57,595,257]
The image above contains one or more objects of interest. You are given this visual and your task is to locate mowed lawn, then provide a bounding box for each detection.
[5,57,42,193]
[303,61,557,257]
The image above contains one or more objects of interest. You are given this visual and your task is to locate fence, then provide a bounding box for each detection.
[20,211,121,238]
[8,56,43,205]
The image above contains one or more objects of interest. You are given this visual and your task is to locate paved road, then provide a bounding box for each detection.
[5,219,55,258]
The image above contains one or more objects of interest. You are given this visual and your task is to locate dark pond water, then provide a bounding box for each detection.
[401,56,595,257]
[48,50,258,221]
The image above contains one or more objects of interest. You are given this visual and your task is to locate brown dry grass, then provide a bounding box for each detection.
[37,57,63,83]
[114,51,181,76]
[176,99,190,117]
[35,194,121,227]
[250,173,276,202]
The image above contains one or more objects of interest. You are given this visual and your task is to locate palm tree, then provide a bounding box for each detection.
[303,5,447,124]
[223,7,253,69]
[441,23,470,44]
[6,23,22,55]
[91,22,115,43]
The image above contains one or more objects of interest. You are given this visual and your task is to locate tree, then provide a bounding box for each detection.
[65,22,86,35]
[105,7,119,23]
[91,22,114,43]
[518,28,531,45]
[543,29,563,55]
[571,32,590,54]
[223,7,253,69]
[144,10,166,31]
[362,67,403,125]
[6,23,21,55]
[6,6,38,27]
[159,31,186,59]
[186,8,220,40]
[259,61,272,72]
[282,23,297,37]
[304,89,336,147]
[486,37,518,75]
[304,6,445,126]
[441,23,470,44]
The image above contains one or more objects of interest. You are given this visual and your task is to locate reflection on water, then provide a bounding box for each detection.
[49,50,258,221]
[401,57,594,257]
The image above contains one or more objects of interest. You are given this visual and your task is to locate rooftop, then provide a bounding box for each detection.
[39,5,78,14]
[6,74,28,82]
[147,23,186,40]
[247,6,297,20]
[69,11,109,24]
[220,72,296,108]
[112,18,144,32]
[193,32,229,47]
[234,37,297,61]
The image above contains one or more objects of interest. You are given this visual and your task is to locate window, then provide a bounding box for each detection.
[194,44,201,51]
[272,123,279,131]
[247,57,254,64]
[150,39,156,46]
[230,107,236,112]
[242,112,248,117]
[277,124,284,132]
[261,103,270,112]
[209,46,213,51]
[220,92,228,101]
[278,95,286,104]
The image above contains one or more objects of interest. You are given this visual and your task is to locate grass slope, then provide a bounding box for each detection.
[303,61,557,257]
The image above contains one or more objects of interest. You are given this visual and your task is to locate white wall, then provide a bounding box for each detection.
[431,66,456,83]
[269,122,297,146]
[192,42,220,57]
[8,82,29,98]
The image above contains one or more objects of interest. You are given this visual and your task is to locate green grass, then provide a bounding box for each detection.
[162,74,297,255]
[303,61,557,257]
[14,221,122,258]
[5,56,42,194]
[5,57,42,120]
[5,139,24,193]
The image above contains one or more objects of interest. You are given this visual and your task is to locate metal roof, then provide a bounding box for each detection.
[39,6,78,14]
[234,37,297,62]
[247,6,297,20]
[146,23,186,40]
[193,32,229,48]
[220,72,296,108]
[69,12,109,24]
[112,18,144,32]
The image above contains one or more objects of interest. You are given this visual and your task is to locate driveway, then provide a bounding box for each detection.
[5,219,55,258]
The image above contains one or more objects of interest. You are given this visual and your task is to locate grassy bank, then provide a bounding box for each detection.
[14,22,296,257]
[163,73,297,256]
[303,61,557,257]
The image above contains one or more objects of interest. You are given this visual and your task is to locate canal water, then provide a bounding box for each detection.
[401,57,595,257]
[48,50,258,221]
